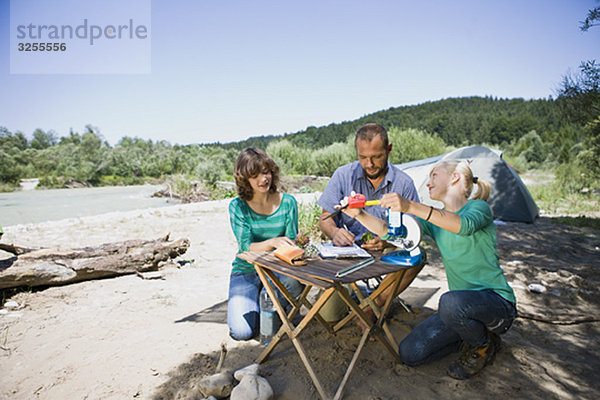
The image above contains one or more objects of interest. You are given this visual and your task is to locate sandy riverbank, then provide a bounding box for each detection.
[1,194,599,399]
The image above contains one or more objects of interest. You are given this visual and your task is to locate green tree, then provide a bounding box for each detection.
[580,6,600,31]
[30,129,57,150]
[575,117,600,188]
[557,60,600,124]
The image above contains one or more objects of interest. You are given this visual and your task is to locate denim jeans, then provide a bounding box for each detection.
[227,271,304,341]
[398,289,517,366]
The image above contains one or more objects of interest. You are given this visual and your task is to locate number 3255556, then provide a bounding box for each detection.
[18,43,67,51]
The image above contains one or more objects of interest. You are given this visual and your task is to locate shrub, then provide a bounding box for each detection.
[387,127,447,164]
[298,200,324,241]
[266,139,315,175]
[511,131,548,167]
[312,142,354,176]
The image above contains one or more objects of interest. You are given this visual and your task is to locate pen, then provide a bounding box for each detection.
[335,257,375,278]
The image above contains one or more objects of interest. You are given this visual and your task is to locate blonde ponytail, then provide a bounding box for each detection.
[436,160,492,201]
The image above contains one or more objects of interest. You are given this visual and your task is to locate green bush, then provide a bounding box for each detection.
[510,131,548,167]
[312,141,354,176]
[266,139,315,175]
[387,127,447,164]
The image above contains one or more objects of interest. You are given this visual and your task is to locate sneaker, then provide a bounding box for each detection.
[447,333,497,380]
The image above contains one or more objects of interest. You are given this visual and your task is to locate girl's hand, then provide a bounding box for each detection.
[334,191,362,219]
[380,193,410,212]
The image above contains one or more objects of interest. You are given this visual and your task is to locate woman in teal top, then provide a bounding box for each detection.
[340,160,517,380]
[228,148,304,341]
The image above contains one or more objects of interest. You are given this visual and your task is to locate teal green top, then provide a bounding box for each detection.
[229,193,298,274]
[419,200,516,304]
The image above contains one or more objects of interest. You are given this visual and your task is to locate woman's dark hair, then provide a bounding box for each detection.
[233,148,280,201]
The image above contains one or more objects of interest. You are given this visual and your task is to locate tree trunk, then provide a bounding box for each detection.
[0,235,190,289]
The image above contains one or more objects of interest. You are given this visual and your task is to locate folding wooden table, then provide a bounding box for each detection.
[237,251,424,400]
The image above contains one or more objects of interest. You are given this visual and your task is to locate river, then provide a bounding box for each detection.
[0,185,180,227]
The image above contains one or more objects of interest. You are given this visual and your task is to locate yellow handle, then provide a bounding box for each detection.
[364,200,380,206]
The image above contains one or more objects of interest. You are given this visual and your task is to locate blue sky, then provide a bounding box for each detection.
[1,0,598,145]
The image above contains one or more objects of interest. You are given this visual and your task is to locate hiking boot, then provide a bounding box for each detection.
[447,333,497,380]
[489,331,502,353]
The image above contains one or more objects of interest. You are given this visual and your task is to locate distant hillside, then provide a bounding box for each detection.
[209,96,566,150]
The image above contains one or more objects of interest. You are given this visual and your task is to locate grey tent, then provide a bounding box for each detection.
[396,146,539,223]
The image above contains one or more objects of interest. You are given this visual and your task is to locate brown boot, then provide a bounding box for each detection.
[447,333,497,380]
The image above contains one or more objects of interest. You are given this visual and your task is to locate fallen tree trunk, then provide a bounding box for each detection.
[0,234,190,289]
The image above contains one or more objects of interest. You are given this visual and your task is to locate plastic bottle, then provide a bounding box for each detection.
[387,210,407,237]
[259,287,281,346]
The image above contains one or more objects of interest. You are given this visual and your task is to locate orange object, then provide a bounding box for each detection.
[348,193,380,209]
[274,245,307,266]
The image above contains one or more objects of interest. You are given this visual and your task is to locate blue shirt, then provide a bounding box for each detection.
[318,161,419,241]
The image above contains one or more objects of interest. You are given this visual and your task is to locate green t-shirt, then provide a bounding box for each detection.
[229,193,298,274]
[420,200,516,304]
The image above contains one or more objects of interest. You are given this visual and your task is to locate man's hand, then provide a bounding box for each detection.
[332,227,355,246]
[361,236,389,252]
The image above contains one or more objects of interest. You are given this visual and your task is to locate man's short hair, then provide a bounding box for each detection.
[355,123,389,148]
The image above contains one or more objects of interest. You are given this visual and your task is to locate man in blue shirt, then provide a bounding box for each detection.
[318,123,423,293]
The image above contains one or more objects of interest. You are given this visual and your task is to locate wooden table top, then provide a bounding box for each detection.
[237,251,418,288]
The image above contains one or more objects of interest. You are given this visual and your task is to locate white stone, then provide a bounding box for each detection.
[3,301,19,310]
[230,374,273,400]
[528,283,547,294]
[234,363,260,381]
[197,372,234,398]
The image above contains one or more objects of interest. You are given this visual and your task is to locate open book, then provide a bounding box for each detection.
[315,242,372,259]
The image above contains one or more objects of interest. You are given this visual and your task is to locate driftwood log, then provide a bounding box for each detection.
[0,234,190,289]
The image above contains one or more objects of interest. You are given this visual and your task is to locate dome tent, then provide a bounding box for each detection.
[396,146,539,223]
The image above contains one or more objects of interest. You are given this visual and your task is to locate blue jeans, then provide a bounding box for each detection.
[227,271,305,341]
[399,289,517,366]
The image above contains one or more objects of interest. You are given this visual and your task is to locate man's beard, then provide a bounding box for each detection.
[363,163,388,180]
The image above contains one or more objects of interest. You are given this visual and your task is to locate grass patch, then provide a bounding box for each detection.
[547,215,600,230]
[298,200,325,242]
[529,184,600,216]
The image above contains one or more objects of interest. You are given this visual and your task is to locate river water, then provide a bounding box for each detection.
[0,185,180,227]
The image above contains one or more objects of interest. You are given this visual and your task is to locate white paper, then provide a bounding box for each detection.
[316,242,372,259]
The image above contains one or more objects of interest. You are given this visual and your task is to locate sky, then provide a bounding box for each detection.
[1,0,599,146]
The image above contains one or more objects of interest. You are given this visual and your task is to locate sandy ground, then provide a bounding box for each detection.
[1,193,599,400]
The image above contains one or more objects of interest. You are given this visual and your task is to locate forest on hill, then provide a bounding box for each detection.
[1,91,597,195]
[214,96,566,151]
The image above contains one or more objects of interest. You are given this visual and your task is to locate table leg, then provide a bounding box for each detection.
[333,326,372,400]
[254,265,331,400]
[348,281,399,351]
[335,285,401,362]
[262,268,335,335]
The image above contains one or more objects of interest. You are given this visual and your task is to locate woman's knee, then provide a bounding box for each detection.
[398,340,424,367]
[229,326,255,341]
[228,311,258,341]
[279,275,304,299]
